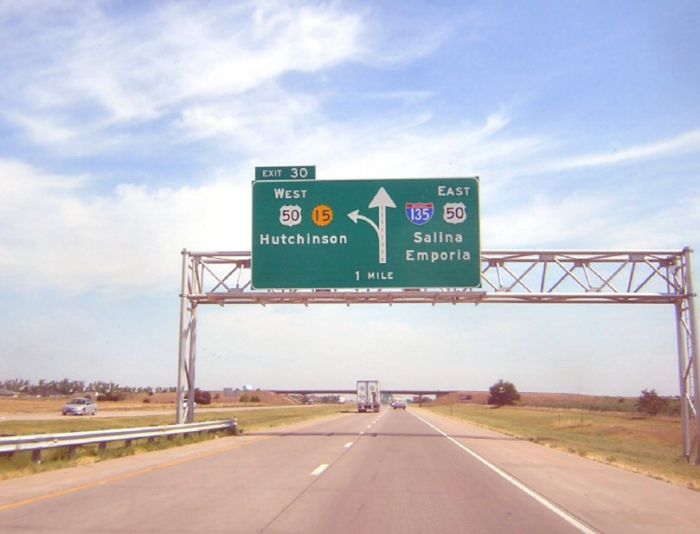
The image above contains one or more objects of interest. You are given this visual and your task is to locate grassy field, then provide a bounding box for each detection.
[0,391,296,415]
[519,393,640,412]
[433,391,680,415]
[0,405,345,480]
[427,404,700,490]
[0,397,180,414]
[0,405,345,436]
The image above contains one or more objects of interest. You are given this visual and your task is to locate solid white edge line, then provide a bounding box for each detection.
[310,464,329,476]
[410,411,597,534]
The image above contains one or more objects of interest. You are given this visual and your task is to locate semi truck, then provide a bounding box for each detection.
[356,380,380,413]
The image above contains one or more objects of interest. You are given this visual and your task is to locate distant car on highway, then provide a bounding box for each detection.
[62,398,97,416]
[393,400,407,410]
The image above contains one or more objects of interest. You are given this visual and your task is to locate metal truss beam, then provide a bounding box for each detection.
[176,248,699,463]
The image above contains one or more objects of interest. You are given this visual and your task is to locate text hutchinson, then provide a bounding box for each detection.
[259,233,348,246]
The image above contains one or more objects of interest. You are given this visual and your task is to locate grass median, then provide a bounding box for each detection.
[426,404,700,490]
[0,405,346,480]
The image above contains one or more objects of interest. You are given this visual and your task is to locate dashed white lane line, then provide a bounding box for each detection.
[307,409,390,482]
[307,410,388,481]
[410,411,597,534]
[361,408,389,434]
[310,464,329,476]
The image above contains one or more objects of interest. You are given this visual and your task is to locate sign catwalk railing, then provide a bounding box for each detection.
[177,248,699,462]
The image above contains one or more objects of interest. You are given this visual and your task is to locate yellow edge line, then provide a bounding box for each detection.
[0,436,265,513]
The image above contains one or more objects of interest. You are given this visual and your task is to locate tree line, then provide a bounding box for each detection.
[0,378,175,398]
[487,379,677,417]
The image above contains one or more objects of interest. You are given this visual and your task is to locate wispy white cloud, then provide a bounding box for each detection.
[483,188,700,250]
[0,1,468,158]
[3,109,541,294]
[238,111,546,185]
[354,2,462,68]
[0,158,251,293]
[177,86,320,150]
[0,1,365,152]
[603,194,700,249]
[539,129,700,173]
[349,90,435,105]
[0,159,88,202]
[2,116,698,296]
[483,194,618,248]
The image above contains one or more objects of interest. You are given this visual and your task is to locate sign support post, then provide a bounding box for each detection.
[177,249,199,424]
[681,247,700,462]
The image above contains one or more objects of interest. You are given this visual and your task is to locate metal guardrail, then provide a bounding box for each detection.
[0,419,238,462]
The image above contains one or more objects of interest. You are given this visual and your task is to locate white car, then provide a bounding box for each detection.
[62,398,98,416]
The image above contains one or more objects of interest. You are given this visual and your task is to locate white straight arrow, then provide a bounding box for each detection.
[369,187,396,264]
[347,187,396,264]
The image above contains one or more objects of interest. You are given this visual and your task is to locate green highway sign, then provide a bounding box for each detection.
[255,166,316,180]
[251,177,480,289]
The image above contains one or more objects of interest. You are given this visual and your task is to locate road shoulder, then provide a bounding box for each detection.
[0,410,350,510]
[414,408,700,534]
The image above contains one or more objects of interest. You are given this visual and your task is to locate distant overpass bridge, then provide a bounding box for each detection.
[267,389,455,397]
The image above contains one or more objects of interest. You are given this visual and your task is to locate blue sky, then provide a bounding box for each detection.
[1,0,698,395]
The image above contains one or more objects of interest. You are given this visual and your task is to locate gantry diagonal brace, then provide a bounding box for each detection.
[176,248,699,463]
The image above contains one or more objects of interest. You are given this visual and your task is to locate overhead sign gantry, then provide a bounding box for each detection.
[177,167,699,464]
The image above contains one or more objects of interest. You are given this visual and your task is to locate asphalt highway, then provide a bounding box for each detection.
[1,407,699,533]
